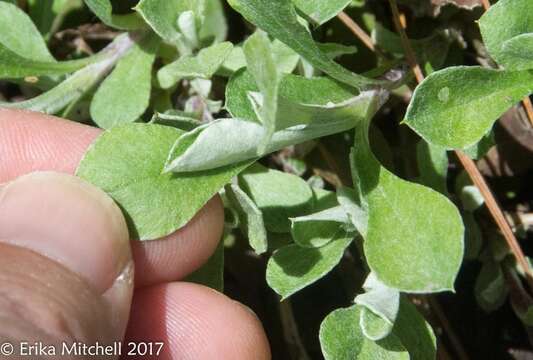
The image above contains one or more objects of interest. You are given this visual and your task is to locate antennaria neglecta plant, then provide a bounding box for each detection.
[2,0,533,357]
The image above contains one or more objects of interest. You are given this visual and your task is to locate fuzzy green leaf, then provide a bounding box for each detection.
[76,123,248,240]
[355,273,400,341]
[91,35,159,129]
[1,34,134,114]
[225,184,268,254]
[227,0,386,89]
[319,305,408,360]
[404,66,533,149]
[475,260,508,312]
[239,164,313,233]
[292,0,351,25]
[479,0,533,70]
[290,206,351,248]
[0,43,99,79]
[157,42,233,89]
[392,297,437,360]
[0,2,54,61]
[267,235,352,299]
[243,31,280,152]
[501,34,533,70]
[164,73,382,173]
[84,0,144,30]
[353,100,464,292]
[416,141,448,195]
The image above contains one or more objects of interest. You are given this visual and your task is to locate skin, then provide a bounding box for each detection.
[0,108,271,360]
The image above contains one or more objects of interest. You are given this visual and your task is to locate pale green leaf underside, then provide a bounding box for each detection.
[353,113,464,292]
[267,236,352,300]
[163,71,381,173]
[227,0,385,89]
[136,0,218,45]
[319,305,408,360]
[292,0,351,25]
[157,42,233,89]
[0,43,99,79]
[404,66,533,149]
[91,35,159,129]
[76,123,248,240]
[360,307,394,342]
[290,206,350,247]
[0,2,54,61]
[479,0,533,70]
[84,0,144,30]
[239,164,313,233]
[225,184,268,254]
[243,31,280,151]
[355,273,400,341]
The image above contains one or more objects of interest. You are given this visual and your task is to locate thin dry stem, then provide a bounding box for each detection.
[521,97,533,127]
[456,151,533,290]
[337,12,375,52]
[387,0,425,83]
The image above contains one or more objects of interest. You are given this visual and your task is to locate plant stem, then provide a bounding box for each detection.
[386,0,425,83]
[337,12,380,56]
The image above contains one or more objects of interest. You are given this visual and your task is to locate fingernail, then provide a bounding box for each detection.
[0,172,131,293]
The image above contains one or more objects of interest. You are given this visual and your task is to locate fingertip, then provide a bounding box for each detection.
[125,282,271,360]
[0,108,100,182]
[132,196,225,287]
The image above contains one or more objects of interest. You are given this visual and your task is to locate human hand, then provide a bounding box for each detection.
[0,108,271,359]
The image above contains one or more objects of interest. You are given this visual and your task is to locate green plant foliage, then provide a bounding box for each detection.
[354,273,400,341]
[227,0,386,89]
[352,108,464,292]
[290,206,351,247]
[28,0,83,39]
[225,184,268,254]
[91,34,159,129]
[266,235,352,300]
[238,164,314,233]
[404,67,533,149]
[76,123,249,240]
[0,44,99,79]
[83,0,144,30]
[1,34,133,113]
[0,1,55,61]
[479,0,533,71]
[4,0,533,357]
[243,31,280,151]
[319,305,409,360]
[157,42,233,89]
[415,141,448,195]
[292,0,351,25]
[475,260,509,312]
[165,75,382,172]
